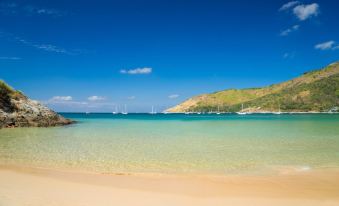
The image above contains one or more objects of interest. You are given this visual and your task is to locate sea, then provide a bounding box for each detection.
[1,113,338,175]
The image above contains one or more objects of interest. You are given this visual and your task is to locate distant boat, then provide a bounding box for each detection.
[273,104,282,115]
[122,104,128,115]
[112,105,118,114]
[236,104,247,115]
[85,111,90,115]
[184,110,191,114]
[150,106,156,114]
[216,105,221,115]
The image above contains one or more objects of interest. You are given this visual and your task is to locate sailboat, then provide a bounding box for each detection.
[236,104,247,115]
[121,104,128,115]
[112,105,118,114]
[216,105,221,115]
[150,106,156,114]
[273,104,282,115]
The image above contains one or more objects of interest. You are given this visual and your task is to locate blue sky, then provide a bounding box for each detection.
[0,0,338,112]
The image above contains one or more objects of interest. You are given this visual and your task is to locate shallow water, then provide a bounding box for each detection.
[0,113,339,175]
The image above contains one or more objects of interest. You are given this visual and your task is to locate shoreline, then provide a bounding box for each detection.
[57,112,339,114]
[1,164,339,205]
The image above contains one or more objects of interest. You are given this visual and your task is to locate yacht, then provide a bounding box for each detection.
[121,104,128,115]
[216,105,221,115]
[273,104,282,115]
[150,106,156,114]
[236,104,247,115]
[112,105,118,114]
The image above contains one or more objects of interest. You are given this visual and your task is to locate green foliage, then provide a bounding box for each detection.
[231,74,339,112]
[0,80,27,112]
[0,80,15,112]
[0,80,15,94]
[175,62,339,113]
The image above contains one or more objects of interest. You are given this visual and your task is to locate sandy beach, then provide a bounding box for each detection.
[1,165,339,206]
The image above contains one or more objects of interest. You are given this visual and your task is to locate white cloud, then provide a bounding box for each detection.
[168,94,179,99]
[280,25,299,36]
[0,32,83,55]
[279,1,300,11]
[0,56,21,60]
[120,67,152,75]
[50,96,73,101]
[127,96,136,100]
[34,44,67,53]
[0,3,65,17]
[45,100,88,107]
[16,37,73,54]
[283,52,296,59]
[314,41,337,50]
[88,96,106,101]
[293,3,319,21]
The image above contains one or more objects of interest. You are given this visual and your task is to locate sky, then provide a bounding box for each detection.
[0,0,338,112]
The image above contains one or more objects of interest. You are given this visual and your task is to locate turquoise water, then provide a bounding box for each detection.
[0,113,339,175]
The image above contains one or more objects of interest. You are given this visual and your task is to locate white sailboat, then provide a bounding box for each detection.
[150,106,156,114]
[122,104,128,115]
[273,104,282,115]
[216,105,221,115]
[236,104,247,115]
[112,105,118,114]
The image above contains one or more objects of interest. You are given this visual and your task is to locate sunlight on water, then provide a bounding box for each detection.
[1,114,339,175]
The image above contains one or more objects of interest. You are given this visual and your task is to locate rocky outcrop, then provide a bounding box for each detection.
[0,81,73,128]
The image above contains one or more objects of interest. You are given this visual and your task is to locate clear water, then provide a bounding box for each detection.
[0,113,339,175]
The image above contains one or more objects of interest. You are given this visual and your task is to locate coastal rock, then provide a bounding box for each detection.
[0,81,73,128]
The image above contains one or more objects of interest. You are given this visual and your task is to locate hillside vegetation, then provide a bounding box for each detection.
[167,62,339,113]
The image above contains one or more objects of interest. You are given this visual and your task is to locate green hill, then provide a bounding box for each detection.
[167,62,339,113]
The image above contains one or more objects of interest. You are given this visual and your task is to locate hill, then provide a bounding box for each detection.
[167,62,339,113]
[0,80,72,128]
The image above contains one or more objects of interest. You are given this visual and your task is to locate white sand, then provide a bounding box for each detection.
[1,165,339,206]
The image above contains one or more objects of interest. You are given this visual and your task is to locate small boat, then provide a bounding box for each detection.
[121,104,128,115]
[184,110,192,114]
[150,106,156,114]
[216,105,221,115]
[273,104,282,115]
[236,104,247,115]
[112,105,118,114]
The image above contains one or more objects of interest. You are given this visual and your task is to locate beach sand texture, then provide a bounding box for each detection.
[1,165,339,206]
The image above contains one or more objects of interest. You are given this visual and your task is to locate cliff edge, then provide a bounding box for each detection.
[0,80,73,128]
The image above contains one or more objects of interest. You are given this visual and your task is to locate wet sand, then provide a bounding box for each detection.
[0,165,339,206]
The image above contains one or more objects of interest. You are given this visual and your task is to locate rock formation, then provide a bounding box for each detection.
[0,81,73,128]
